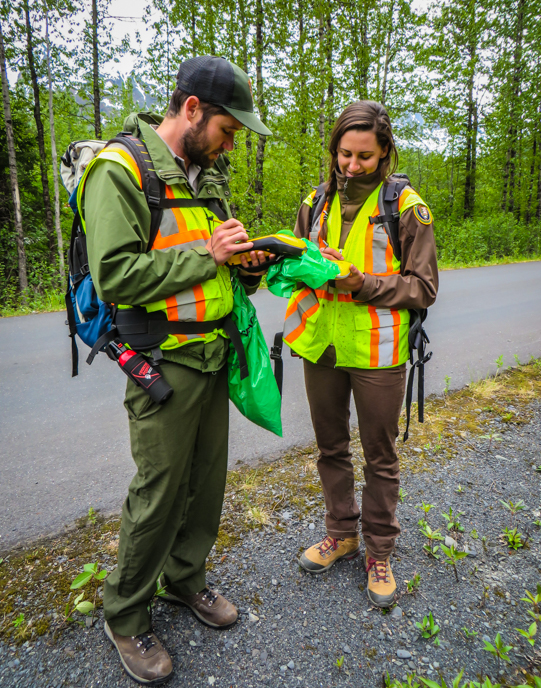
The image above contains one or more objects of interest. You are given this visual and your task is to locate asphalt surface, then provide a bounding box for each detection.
[1,261,541,550]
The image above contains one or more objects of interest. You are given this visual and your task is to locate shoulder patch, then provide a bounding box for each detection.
[413,205,433,225]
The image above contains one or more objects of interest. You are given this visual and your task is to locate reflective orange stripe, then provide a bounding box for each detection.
[368,306,380,368]
[165,185,188,235]
[314,289,353,303]
[153,228,210,250]
[193,284,206,321]
[391,309,401,365]
[284,302,319,344]
[285,287,311,319]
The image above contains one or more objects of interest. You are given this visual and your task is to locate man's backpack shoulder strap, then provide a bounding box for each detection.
[106,133,163,251]
[307,182,328,238]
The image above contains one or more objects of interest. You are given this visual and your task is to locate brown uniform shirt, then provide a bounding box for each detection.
[294,173,439,311]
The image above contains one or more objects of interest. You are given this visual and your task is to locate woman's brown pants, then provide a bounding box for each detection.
[304,346,406,560]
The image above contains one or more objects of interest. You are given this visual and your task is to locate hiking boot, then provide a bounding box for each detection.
[104,621,173,685]
[157,576,238,628]
[299,535,361,574]
[365,554,397,607]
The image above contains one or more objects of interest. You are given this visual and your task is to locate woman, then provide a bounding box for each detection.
[286,101,438,606]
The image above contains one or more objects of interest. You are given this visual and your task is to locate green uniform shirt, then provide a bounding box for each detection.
[83,112,260,372]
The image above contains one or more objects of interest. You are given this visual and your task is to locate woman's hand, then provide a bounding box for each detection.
[321,246,344,261]
[336,265,365,293]
[238,251,276,276]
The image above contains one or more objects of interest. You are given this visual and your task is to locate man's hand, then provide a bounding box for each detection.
[206,219,253,266]
[238,251,276,276]
[321,246,344,262]
[336,264,365,292]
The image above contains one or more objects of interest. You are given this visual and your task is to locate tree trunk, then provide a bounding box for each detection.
[358,5,369,100]
[325,13,334,128]
[298,0,308,204]
[238,0,252,172]
[254,0,267,224]
[45,10,64,284]
[381,0,394,106]
[92,0,101,138]
[24,0,55,264]
[0,21,28,295]
[505,0,525,215]
[525,135,536,225]
[318,15,325,183]
[463,56,476,219]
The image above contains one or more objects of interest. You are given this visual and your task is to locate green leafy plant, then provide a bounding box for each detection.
[68,562,108,626]
[535,465,541,473]
[482,632,512,664]
[500,498,526,516]
[63,592,94,625]
[423,544,441,559]
[13,613,25,629]
[399,487,408,503]
[516,621,537,647]
[440,544,468,582]
[335,655,344,671]
[442,507,465,532]
[418,501,435,518]
[406,573,421,594]
[384,673,420,688]
[478,430,503,449]
[501,526,524,550]
[513,677,541,688]
[521,585,541,622]
[444,374,451,394]
[418,517,428,530]
[495,354,504,374]
[514,354,522,367]
[467,679,502,688]
[420,669,467,687]
[415,611,440,641]
[470,529,479,539]
[533,519,541,528]
[461,626,478,639]
[455,484,465,494]
[87,506,97,525]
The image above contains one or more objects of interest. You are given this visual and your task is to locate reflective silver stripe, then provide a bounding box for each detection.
[159,208,178,238]
[167,289,198,321]
[284,290,318,339]
[372,223,390,274]
[309,229,319,245]
[376,308,396,367]
[156,238,207,252]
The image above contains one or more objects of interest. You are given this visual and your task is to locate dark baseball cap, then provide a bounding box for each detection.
[176,56,272,137]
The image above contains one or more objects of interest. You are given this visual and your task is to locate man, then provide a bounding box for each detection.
[81,56,272,685]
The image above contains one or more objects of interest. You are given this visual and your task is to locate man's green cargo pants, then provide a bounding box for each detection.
[103,360,229,636]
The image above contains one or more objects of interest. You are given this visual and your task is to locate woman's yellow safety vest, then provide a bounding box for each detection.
[79,142,233,352]
[283,182,428,369]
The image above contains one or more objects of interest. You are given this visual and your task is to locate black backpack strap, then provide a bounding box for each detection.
[270,331,284,396]
[403,308,432,442]
[368,176,411,262]
[108,133,163,251]
[307,182,327,239]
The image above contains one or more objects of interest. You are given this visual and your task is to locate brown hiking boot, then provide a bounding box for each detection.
[299,535,361,573]
[157,576,238,628]
[104,621,172,685]
[365,554,397,607]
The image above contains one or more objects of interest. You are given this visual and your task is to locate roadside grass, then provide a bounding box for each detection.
[1,358,540,645]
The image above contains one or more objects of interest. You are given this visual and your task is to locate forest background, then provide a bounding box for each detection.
[0,0,540,314]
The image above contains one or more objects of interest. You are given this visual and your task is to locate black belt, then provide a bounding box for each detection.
[87,311,248,380]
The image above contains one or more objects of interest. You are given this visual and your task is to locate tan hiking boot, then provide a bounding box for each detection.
[299,535,361,573]
[157,576,238,628]
[104,621,172,685]
[365,554,397,607]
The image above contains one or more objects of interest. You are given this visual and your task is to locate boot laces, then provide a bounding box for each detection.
[317,536,339,557]
[366,557,389,583]
[133,632,156,654]
[201,588,218,606]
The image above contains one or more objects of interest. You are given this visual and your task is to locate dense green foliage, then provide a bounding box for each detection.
[1,0,540,313]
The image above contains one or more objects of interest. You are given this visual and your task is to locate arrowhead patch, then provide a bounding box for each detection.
[413,205,433,225]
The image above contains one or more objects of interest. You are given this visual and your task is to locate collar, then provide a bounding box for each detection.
[336,166,382,203]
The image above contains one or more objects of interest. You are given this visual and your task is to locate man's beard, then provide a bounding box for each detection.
[179,120,219,169]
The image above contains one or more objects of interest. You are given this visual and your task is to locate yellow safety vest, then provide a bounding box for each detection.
[283,182,429,369]
[79,142,233,351]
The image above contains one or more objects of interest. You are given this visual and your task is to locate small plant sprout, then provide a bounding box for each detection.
[495,354,504,374]
[420,524,444,543]
[478,430,503,449]
[406,573,421,594]
[69,562,108,626]
[415,612,440,641]
[443,374,451,394]
[501,526,524,550]
[455,484,464,494]
[384,672,421,688]
[155,579,168,598]
[399,487,407,503]
[470,529,479,539]
[419,669,465,687]
[533,518,541,528]
[440,544,468,582]
[418,517,428,530]
[13,613,25,628]
[482,632,512,664]
[418,501,435,518]
[469,679,503,688]
[64,592,94,625]
[500,498,526,516]
[515,621,537,647]
[442,507,465,532]
[335,655,344,671]
[87,506,97,525]
[461,626,478,639]
[535,465,541,473]
[514,353,522,366]
[521,584,541,621]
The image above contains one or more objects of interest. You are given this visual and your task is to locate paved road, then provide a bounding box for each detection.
[2,261,541,549]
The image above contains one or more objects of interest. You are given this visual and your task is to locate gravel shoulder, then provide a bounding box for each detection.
[1,362,541,687]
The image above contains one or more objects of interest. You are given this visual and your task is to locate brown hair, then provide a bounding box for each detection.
[325,100,398,204]
[166,88,227,123]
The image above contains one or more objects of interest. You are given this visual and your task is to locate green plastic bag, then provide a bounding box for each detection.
[227,276,283,436]
[266,230,345,298]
